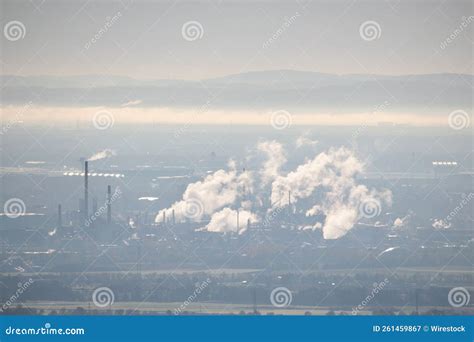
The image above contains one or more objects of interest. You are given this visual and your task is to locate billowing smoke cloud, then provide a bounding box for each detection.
[271,147,362,205]
[271,147,391,239]
[155,166,253,224]
[257,140,286,185]
[156,142,391,239]
[88,149,116,161]
[205,208,259,234]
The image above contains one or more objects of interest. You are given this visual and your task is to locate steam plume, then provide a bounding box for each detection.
[155,167,253,223]
[271,147,391,239]
[295,132,318,148]
[205,208,258,234]
[88,149,116,161]
[156,142,391,239]
[257,140,286,185]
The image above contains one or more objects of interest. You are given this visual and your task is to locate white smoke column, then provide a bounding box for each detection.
[155,166,253,223]
[319,186,391,239]
[205,208,259,234]
[257,140,287,186]
[88,149,116,161]
[271,147,391,239]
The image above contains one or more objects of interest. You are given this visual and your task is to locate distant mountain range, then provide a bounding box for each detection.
[1,70,472,112]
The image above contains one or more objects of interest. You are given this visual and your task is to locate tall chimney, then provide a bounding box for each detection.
[162,211,166,224]
[107,185,112,224]
[288,190,292,217]
[172,209,175,225]
[84,161,89,223]
[57,204,62,228]
[237,209,240,230]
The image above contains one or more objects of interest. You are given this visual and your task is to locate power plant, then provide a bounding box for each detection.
[0,138,472,316]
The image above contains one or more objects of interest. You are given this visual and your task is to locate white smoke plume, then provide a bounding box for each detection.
[257,140,286,186]
[432,218,451,229]
[295,132,318,148]
[121,99,142,107]
[271,147,363,205]
[393,213,411,228]
[155,167,253,224]
[88,149,116,161]
[271,147,391,239]
[156,142,391,239]
[393,217,404,227]
[205,208,259,234]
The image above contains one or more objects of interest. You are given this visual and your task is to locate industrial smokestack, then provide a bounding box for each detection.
[107,185,112,224]
[84,161,89,223]
[237,209,240,230]
[288,190,292,217]
[57,204,62,228]
[162,211,166,224]
[172,209,175,225]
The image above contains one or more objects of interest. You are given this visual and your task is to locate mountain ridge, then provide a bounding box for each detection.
[1,70,472,88]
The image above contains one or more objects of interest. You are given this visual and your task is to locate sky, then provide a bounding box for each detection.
[1,0,473,79]
[0,0,472,126]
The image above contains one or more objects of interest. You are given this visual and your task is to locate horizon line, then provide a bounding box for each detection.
[1,69,473,83]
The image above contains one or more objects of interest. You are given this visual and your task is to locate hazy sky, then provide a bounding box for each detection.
[1,0,473,79]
